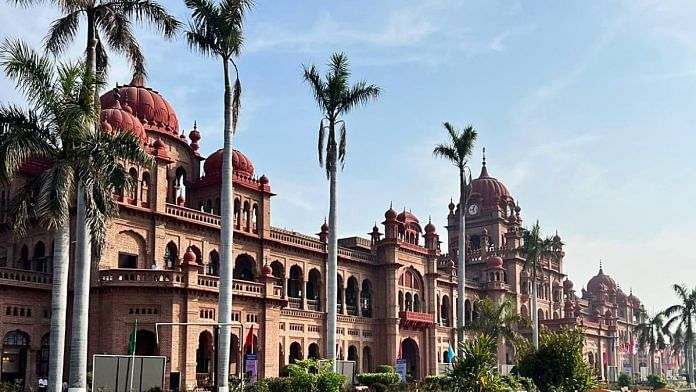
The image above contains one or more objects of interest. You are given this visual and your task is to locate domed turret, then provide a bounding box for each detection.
[204,148,255,178]
[628,289,640,306]
[183,247,196,264]
[486,255,504,269]
[385,204,397,220]
[424,217,437,234]
[469,149,513,212]
[189,122,201,153]
[100,89,147,143]
[563,279,574,292]
[100,75,179,136]
[262,264,273,277]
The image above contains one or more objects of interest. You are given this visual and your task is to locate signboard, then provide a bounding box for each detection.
[639,366,648,381]
[607,366,618,383]
[92,355,166,392]
[622,363,632,375]
[396,359,407,383]
[335,360,356,385]
[245,355,258,385]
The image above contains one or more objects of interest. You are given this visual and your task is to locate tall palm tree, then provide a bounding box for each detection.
[634,310,667,375]
[664,284,696,387]
[668,327,686,372]
[433,122,477,357]
[465,297,528,364]
[0,40,152,392]
[520,220,554,349]
[185,0,252,387]
[7,2,180,390]
[303,53,380,367]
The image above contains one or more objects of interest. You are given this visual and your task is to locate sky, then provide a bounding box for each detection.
[1,0,695,312]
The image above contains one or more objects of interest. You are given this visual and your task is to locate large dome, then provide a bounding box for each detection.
[470,162,512,211]
[587,266,617,293]
[100,75,179,137]
[100,100,147,142]
[204,148,255,178]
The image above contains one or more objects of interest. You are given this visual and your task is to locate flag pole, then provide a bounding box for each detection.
[129,319,138,392]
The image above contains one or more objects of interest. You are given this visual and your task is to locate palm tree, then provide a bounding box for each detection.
[520,220,554,349]
[185,0,252,387]
[666,327,685,374]
[0,40,152,392]
[664,284,696,387]
[634,310,667,376]
[7,2,180,390]
[303,53,380,366]
[433,123,477,357]
[449,335,503,392]
[465,297,528,362]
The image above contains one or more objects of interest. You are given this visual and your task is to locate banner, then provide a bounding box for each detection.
[396,359,407,383]
[245,355,258,385]
[623,363,632,375]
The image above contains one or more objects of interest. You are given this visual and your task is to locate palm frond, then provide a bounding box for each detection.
[231,63,241,132]
[0,105,57,180]
[96,5,146,77]
[338,121,346,168]
[433,144,458,163]
[302,64,327,112]
[317,119,325,167]
[115,0,181,39]
[44,10,82,55]
[0,39,57,110]
[338,80,380,114]
[185,28,218,57]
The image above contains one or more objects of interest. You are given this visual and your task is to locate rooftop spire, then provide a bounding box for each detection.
[599,260,603,273]
[479,147,490,178]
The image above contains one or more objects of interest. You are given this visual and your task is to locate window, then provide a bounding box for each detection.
[118,253,138,269]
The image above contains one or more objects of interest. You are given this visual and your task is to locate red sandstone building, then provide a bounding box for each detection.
[0,77,650,389]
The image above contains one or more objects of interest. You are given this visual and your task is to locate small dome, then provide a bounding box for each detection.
[100,104,147,142]
[320,220,329,233]
[385,206,397,220]
[448,199,456,213]
[616,288,627,301]
[486,255,504,269]
[424,218,436,234]
[397,210,420,224]
[563,279,574,291]
[262,264,273,276]
[372,224,379,233]
[259,174,269,185]
[628,291,640,305]
[100,75,179,136]
[183,247,196,264]
[204,148,255,178]
[153,137,166,149]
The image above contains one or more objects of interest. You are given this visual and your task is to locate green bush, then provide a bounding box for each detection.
[285,359,345,392]
[618,372,631,388]
[376,365,395,373]
[245,379,270,392]
[266,377,291,392]
[646,374,667,389]
[369,382,388,392]
[421,375,452,391]
[356,372,401,386]
[516,327,595,392]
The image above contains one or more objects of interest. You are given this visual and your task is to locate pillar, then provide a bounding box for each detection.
[341,287,347,315]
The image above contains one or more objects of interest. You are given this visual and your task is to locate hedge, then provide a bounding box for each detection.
[356,372,401,386]
[375,365,395,373]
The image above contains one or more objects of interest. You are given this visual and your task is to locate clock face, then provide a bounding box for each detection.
[468,204,479,216]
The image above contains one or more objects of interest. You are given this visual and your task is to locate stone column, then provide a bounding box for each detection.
[341,287,347,315]
[301,278,307,310]
[357,289,362,317]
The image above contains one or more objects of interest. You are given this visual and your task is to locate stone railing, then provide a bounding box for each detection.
[337,247,373,262]
[280,308,325,320]
[399,311,435,327]
[165,203,221,226]
[99,269,185,285]
[231,279,264,298]
[0,267,52,288]
[269,228,324,250]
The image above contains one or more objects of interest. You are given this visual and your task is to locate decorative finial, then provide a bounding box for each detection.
[193,120,197,130]
[390,201,393,209]
[428,215,432,223]
[599,260,603,271]
[482,147,487,167]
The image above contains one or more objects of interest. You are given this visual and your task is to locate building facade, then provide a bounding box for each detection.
[0,77,648,390]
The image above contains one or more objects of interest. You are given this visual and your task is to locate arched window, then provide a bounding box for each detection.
[4,330,28,346]
[405,293,413,312]
[37,334,49,377]
[19,245,29,270]
[287,265,303,300]
[361,280,373,318]
[398,268,424,314]
[135,330,157,356]
[346,277,359,316]
[174,166,186,203]
[206,199,213,214]
[307,269,321,311]
[234,198,241,228]
[308,343,320,360]
[164,242,178,270]
[337,274,344,313]
[252,204,258,233]
[348,345,358,363]
[538,309,545,321]
[362,346,373,373]
[413,293,420,312]
[243,201,250,231]
[128,168,138,201]
[34,241,47,272]
[195,331,213,374]
[441,295,450,326]
[234,255,256,281]
[271,261,284,288]
[207,251,219,276]
[141,172,150,205]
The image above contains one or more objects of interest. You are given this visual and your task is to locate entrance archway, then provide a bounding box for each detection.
[1,330,29,387]
[308,343,320,359]
[289,342,302,364]
[196,331,213,380]
[401,338,419,380]
[135,330,157,356]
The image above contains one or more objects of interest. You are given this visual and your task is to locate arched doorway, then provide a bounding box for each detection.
[401,338,419,380]
[196,331,213,381]
[234,255,256,281]
[306,268,321,311]
[308,343,320,360]
[230,334,240,376]
[135,330,157,356]
[289,342,302,364]
[1,330,29,386]
[362,346,373,373]
[37,334,49,378]
[348,345,358,364]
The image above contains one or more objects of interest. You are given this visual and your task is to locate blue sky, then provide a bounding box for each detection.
[1,0,695,311]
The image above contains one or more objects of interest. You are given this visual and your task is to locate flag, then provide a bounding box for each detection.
[128,319,138,355]
[603,352,608,365]
[397,339,402,360]
[447,343,455,363]
[628,338,634,355]
[243,325,255,354]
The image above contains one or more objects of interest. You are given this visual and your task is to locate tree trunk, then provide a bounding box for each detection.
[69,22,96,392]
[531,264,539,349]
[326,125,338,370]
[688,342,695,388]
[217,56,235,392]
[49,224,70,392]
[456,168,466,358]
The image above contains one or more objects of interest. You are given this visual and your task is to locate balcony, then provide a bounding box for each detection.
[399,311,435,329]
[0,267,53,289]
